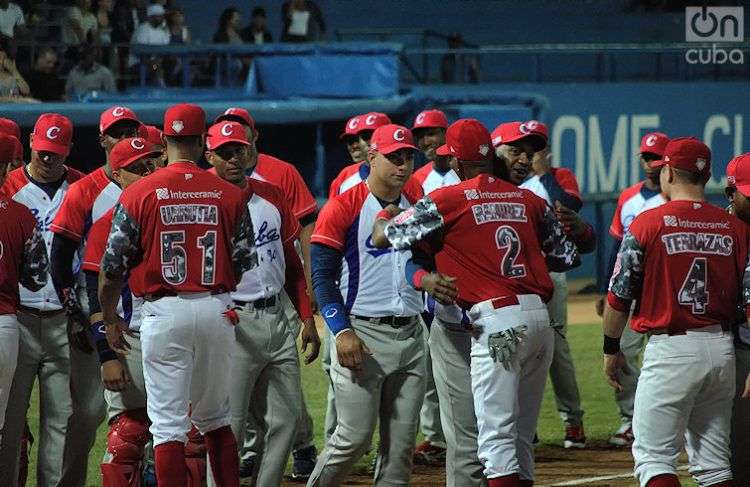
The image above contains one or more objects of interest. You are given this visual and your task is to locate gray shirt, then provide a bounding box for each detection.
[65,63,116,97]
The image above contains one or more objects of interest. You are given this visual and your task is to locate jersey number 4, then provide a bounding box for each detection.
[160,230,217,286]
[678,257,709,314]
[496,226,526,278]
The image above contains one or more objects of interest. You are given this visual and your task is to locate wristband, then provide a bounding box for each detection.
[90,320,118,364]
[375,208,392,222]
[321,302,351,336]
[603,334,621,355]
[412,269,429,289]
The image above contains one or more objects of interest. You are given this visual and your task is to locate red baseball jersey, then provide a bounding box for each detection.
[383,173,581,307]
[328,162,363,199]
[551,167,581,201]
[82,207,114,273]
[51,166,121,243]
[0,196,49,314]
[608,200,750,334]
[101,162,256,296]
[609,181,664,239]
[250,153,317,221]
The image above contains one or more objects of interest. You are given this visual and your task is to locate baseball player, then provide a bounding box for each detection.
[492,120,588,448]
[214,106,320,478]
[0,134,49,436]
[598,132,669,447]
[79,137,158,487]
[47,106,141,487]
[307,123,426,486]
[99,103,256,487]
[723,153,750,485]
[0,113,84,487]
[204,120,319,486]
[372,118,595,487]
[603,137,744,487]
[409,108,457,465]
[328,112,393,198]
[138,124,167,168]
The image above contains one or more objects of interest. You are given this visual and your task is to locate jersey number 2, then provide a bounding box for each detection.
[678,257,708,314]
[161,230,217,286]
[495,226,526,278]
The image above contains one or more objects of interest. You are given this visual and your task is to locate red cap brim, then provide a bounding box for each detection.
[650,159,667,169]
[32,139,70,156]
[435,144,450,156]
[737,184,750,197]
[379,142,417,155]
[207,138,250,151]
[117,151,161,171]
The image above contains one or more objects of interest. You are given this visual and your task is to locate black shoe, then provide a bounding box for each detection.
[239,456,255,479]
[292,445,317,480]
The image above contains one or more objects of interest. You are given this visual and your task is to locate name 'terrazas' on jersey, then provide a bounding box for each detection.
[102,162,257,296]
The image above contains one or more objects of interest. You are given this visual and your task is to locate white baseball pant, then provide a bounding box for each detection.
[633,325,734,487]
[469,294,553,481]
[0,314,19,438]
[140,292,236,446]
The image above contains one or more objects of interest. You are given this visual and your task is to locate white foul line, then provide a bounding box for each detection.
[538,465,689,486]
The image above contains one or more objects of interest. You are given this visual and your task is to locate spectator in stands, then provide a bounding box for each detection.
[0,0,25,38]
[241,6,272,44]
[132,4,169,86]
[281,0,325,42]
[25,47,65,101]
[66,43,116,97]
[112,0,145,90]
[62,0,98,47]
[213,7,243,44]
[0,35,31,101]
[166,7,189,44]
[441,33,479,84]
[95,0,114,46]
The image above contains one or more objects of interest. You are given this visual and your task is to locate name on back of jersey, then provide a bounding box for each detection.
[160,204,218,225]
[472,202,528,224]
[661,232,733,256]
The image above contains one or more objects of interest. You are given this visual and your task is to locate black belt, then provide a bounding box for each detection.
[233,294,278,310]
[18,305,65,317]
[352,315,418,327]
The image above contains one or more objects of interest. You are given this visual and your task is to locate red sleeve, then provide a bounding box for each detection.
[607,291,631,312]
[403,177,425,204]
[311,197,353,251]
[552,168,581,201]
[81,210,113,272]
[50,183,87,242]
[328,167,348,199]
[609,192,626,239]
[282,164,317,220]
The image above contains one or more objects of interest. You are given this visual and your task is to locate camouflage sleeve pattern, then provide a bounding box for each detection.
[101,203,142,279]
[19,224,49,292]
[540,205,581,272]
[384,196,444,250]
[608,232,645,301]
[743,252,750,312]
[232,206,258,277]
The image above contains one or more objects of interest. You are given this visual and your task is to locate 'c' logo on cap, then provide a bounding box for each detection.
[46,127,61,140]
[519,123,531,134]
[224,108,237,115]
[645,135,657,147]
[415,113,426,125]
[221,123,233,136]
[365,115,377,125]
[112,106,125,117]
[347,118,359,130]
[525,120,539,130]
[131,139,145,150]
[393,128,406,141]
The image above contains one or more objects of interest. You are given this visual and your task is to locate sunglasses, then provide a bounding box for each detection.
[122,159,154,176]
[214,145,246,161]
[106,123,140,140]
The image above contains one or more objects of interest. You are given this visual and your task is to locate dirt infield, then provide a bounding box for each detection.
[281,444,692,486]
[568,294,602,326]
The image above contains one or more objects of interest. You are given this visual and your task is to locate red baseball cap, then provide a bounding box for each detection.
[412,109,448,130]
[523,120,548,139]
[436,119,493,161]
[730,153,750,195]
[206,121,250,150]
[0,118,21,139]
[99,106,140,135]
[640,132,669,157]
[164,103,206,137]
[138,124,164,148]
[215,107,255,131]
[651,137,711,175]
[10,135,22,161]
[339,114,364,139]
[491,121,547,151]
[110,137,161,171]
[361,112,392,131]
[31,113,73,156]
[0,134,18,165]
[369,124,417,155]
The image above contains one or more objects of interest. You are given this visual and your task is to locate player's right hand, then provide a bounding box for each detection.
[421,272,458,305]
[335,329,371,373]
[67,311,94,354]
[603,351,627,392]
[105,316,135,355]
[101,359,131,392]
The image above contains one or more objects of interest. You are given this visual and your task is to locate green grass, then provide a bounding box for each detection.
[22,323,697,486]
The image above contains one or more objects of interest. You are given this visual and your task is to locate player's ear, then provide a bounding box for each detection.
[205,151,215,166]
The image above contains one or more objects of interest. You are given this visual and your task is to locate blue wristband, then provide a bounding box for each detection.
[321,303,350,335]
[89,320,117,364]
